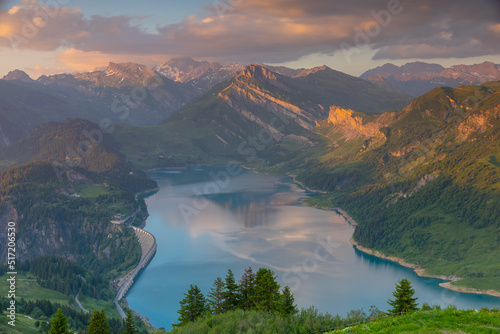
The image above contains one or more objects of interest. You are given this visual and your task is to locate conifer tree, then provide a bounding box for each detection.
[222,269,239,311]
[239,267,256,310]
[253,268,280,312]
[48,308,70,334]
[207,277,225,315]
[387,278,419,315]
[174,284,207,327]
[124,310,137,334]
[87,309,111,334]
[278,286,297,316]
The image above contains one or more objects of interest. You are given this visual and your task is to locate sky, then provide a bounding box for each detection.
[0,0,499,79]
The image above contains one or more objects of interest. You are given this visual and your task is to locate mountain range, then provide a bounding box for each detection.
[0,63,196,148]
[112,64,411,169]
[0,59,411,150]
[362,61,500,96]
[2,58,495,148]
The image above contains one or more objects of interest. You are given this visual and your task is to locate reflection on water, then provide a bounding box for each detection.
[202,192,300,228]
[126,166,500,330]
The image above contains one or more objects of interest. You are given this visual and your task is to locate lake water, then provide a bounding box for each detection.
[126,165,500,329]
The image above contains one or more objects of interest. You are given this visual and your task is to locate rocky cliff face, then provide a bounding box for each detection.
[325,106,387,141]
[457,105,500,142]
[215,64,328,137]
[315,82,500,184]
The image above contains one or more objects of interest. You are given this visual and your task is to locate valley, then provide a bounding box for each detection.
[0,58,499,333]
[2,0,500,332]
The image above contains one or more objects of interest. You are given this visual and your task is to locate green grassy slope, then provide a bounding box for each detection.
[0,314,41,334]
[0,273,71,305]
[328,308,500,334]
[162,307,500,334]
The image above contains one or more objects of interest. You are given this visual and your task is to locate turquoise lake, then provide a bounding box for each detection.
[126,165,500,329]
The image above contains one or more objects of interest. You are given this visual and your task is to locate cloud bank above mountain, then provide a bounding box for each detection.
[0,0,499,75]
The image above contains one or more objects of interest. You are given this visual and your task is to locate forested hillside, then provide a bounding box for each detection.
[0,161,147,272]
[0,118,124,172]
[291,82,500,291]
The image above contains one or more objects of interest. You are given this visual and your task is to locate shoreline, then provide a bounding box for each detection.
[303,196,500,299]
[290,174,328,194]
[134,187,159,228]
[134,187,160,198]
[350,235,500,298]
[437,282,500,298]
[146,167,187,171]
[118,299,155,330]
[331,208,358,226]
[114,186,160,320]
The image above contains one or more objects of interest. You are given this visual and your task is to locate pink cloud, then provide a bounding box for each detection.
[0,0,498,66]
[57,48,168,72]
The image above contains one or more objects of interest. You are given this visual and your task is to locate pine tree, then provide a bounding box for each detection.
[174,284,207,327]
[48,308,70,334]
[278,286,297,316]
[222,269,239,312]
[239,267,256,310]
[387,278,419,315]
[87,309,111,334]
[253,268,280,312]
[124,310,137,334]
[207,277,225,315]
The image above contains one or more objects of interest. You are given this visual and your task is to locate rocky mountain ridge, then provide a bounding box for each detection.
[362,61,500,96]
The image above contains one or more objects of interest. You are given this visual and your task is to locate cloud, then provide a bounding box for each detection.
[0,0,499,66]
[0,1,165,54]
[369,0,500,60]
[373,41,487,60]
[57,48,167,72]
[490,24,500,34]
[169,0,500,62]
[0,2,88,51]
[28,64,71,77]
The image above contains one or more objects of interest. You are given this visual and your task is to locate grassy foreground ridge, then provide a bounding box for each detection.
[328,308,500,334]
[160,307,500,334]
